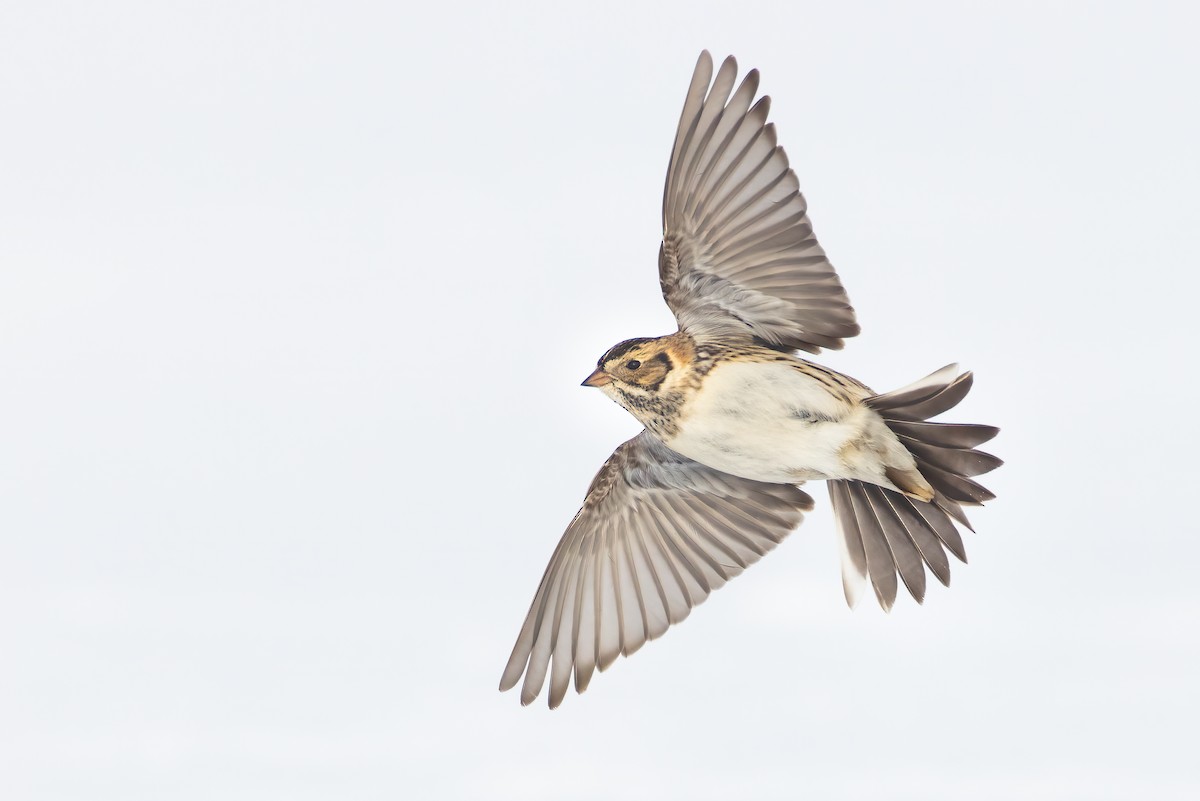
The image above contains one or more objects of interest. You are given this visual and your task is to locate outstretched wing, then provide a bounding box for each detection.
[659,51,860,353]
[499,431,813,708]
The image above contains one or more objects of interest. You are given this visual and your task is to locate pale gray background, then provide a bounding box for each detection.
[1,2,1197,799]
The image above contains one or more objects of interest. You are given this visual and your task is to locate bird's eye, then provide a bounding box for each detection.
[625,359,641,370]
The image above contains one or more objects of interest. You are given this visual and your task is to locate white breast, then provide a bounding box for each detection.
[665,360,874,484]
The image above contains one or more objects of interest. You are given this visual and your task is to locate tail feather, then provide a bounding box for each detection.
[862,484,928,604]
[869,370,975,421]
[899,436,1002,478]
[864,363,959,411]
[932,489,975,533]
[829,481,870,607]
[831,365,1000,610]
[886,420,998,450]
[920,462,996,505]
[875,487,951,586]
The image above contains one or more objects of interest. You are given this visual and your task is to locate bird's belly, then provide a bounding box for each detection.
[665,360,868,484]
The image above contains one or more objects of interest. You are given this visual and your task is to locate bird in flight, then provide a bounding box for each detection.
[500,52,1000,708]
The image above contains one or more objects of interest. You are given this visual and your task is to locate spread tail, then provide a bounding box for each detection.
[829,364,1001,611]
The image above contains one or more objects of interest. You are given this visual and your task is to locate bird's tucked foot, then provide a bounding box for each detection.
[885,465,935,503]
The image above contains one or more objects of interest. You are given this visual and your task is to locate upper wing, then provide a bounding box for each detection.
[499,431,813,708]
[659,51,860,353]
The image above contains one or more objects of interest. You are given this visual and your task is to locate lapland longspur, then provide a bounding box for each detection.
[501,52,1000,708]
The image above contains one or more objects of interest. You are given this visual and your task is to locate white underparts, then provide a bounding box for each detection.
[663,361,916,487]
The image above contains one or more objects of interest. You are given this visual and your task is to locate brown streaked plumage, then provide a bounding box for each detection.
[501,52,1000,708]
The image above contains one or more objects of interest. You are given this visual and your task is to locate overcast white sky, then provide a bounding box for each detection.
[2,2,1198,799]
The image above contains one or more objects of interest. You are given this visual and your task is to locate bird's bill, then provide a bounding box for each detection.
[581,368,612,387]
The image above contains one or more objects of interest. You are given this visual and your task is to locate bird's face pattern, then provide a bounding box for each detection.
[582,334,696,435]
[603,339,673,388]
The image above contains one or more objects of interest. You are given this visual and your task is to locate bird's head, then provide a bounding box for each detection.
[581,334,693,415]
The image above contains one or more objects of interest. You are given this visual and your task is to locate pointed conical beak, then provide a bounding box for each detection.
[581,367,612,388]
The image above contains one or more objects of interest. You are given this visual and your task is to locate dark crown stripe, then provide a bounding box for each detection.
[601,337,654,365]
